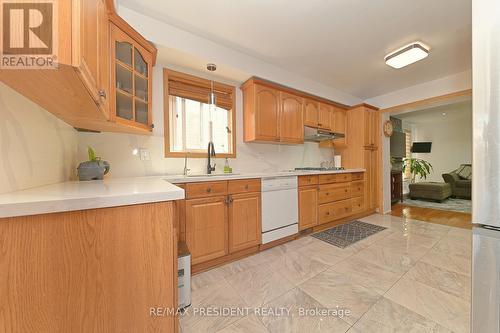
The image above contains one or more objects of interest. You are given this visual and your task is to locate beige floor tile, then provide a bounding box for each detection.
[299,268,381,325]
[216,315,268,333]
[433,238,472,259]
[260,288,351,333]
[192,267,227,291]
[353,244,421,274]
[406,262,471,301]
[225,263,295,307]
[298,239,352,263]
[352,297,453,333]
[381,232,440,249]
[273,249,330,285]
[420,247,472,276]
[219,248,284,277]
[331,256,404,295]
[180,280,248,333]
[385,276,470,333]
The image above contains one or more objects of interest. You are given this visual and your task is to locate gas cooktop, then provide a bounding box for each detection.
[294,167,345,171]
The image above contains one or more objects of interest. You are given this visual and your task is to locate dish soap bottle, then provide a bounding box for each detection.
[224,158,232,174]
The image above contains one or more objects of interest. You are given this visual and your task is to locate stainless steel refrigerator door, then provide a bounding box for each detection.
[472,226,500,333]
[472,0,500,228]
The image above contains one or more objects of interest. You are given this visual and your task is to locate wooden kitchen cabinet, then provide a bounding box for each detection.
[228,193,261,252]
[243,83,280,142]
[318,103,332,130]
[76,0,110,110]
[110,24,154,130]
[185,196,228,265]
[176,179,262,272]
[341,104,380,213]
[0,0,157,135]
[299,185,318,230]
[280,92,304,143]
[304,99,320,127]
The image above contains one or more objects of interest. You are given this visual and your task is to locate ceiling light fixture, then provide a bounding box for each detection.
[385,42,429,69]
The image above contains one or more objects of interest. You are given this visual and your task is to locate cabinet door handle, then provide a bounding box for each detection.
[98,89,106,99]
[206,188,212,193]
[245,185,249,190]
[326,212,330,216]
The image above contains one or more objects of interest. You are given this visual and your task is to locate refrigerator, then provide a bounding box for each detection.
[472,0,500,332]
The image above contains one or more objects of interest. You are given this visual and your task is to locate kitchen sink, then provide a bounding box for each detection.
[186,173,240,178]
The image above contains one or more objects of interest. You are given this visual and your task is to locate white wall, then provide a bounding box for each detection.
[77,64,336,177]
[0,83,78,194]
[366,70,472,109]
[411,116,472,182]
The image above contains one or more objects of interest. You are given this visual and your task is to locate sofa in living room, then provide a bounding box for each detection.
[442,164,472,199]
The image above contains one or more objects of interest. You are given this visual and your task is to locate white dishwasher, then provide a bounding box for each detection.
[261,176,299,244]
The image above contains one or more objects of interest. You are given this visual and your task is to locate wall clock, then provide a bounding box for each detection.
[383,120,394,137]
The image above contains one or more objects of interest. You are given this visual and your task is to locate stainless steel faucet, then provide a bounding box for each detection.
[183,155,191,176]
[207,141,216,174]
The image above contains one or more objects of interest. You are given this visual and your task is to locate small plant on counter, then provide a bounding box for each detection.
[402,157,433,183]
[77,147,110,181]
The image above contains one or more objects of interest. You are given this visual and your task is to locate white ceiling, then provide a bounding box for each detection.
[118,0,472,100]
[395,101,472,124]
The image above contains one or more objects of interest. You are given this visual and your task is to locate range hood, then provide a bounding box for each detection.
[304,126,345,142]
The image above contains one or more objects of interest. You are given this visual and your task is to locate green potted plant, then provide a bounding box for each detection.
[402,157,433,183]
[77,147,110,181]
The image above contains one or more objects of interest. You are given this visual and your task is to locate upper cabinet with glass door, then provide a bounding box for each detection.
[110,23,154,132]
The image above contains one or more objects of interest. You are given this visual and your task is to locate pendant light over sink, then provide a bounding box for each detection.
[207,63,217,141]
[385,42,429,69]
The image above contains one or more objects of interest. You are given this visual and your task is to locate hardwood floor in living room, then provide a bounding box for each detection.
[390,204,472,230]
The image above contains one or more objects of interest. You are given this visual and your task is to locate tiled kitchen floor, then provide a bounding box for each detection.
[180,214,471,333]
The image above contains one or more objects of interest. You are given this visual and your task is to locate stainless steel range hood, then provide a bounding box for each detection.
[304,126,345,142]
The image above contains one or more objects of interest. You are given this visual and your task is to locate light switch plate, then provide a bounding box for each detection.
[139,148,151,161]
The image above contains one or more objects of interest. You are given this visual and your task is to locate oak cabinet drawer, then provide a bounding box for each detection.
[228,179,261,194]
[319,173,352,184]
[298,175,319,187]
[352,196,365,213]
[351,181,364,198]
[351,172,364,181]
[185,181,228,199]
[318,183,351,204]
[318,199,352,224]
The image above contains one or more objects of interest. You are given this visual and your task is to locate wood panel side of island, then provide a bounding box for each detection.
[0,201,178,332]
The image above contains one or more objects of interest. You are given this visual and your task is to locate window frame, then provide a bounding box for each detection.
[163,68,237,158]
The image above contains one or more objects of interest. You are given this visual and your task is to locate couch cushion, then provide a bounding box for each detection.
[456,179,471,188]
[457,164,472,180]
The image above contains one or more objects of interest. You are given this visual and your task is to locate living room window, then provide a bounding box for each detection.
[164,69,236,157]
[404,129,412,179]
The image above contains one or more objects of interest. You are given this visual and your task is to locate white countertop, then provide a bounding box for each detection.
[0,177,185,219]
[163,168,365,184]
[0,169,364,219]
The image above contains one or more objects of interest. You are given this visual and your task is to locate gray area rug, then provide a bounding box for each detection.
[312,221,387,249]
[402,197,471,213]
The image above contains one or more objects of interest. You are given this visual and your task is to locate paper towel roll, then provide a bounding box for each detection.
[334,155,342,168]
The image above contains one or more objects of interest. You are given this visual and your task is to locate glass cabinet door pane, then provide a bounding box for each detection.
[116,41,132,66]
[116,93,133,120]
[135,100,148,125]
[134,48,148,77]
[134,74,148,102]
[116,64,133,94]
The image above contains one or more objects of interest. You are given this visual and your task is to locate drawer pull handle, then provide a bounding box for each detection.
[326,212,330,215]
[206,188,212,193]
[245,185,249,190]
[345,189,348,192]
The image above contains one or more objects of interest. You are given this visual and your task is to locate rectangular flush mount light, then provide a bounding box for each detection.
[385,42,429,69]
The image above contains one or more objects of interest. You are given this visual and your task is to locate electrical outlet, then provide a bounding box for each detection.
[139,148,151,161]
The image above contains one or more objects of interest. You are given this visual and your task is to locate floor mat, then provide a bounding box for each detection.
[312,221,387,248]
[402,197,471,213]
